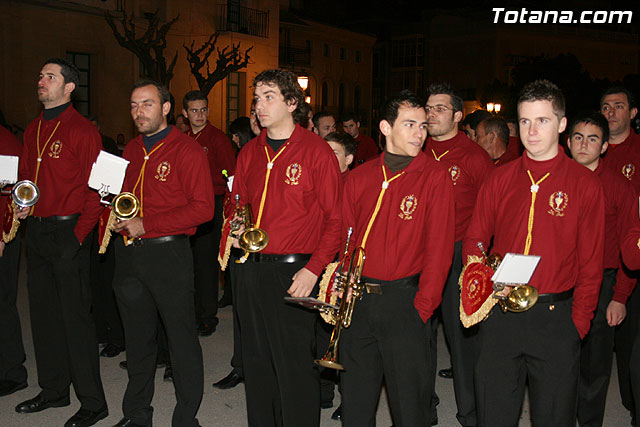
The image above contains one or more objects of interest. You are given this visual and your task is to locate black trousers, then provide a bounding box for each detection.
[229,261,243,376]
[235,258,320,427]
[0,233,27,383]
[341,276,434,427]
[89,226,124,346]
[112,236,203,427]
[440,241,478,426]
[475,298,580,427]
[631,304,640,424]
[25,216,106,410]
[578,268,616,427]
[192,195,223,325]
[616,271,640,418]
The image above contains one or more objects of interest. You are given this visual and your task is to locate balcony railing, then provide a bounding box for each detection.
[216,4,269,38]
[279,45,312,67]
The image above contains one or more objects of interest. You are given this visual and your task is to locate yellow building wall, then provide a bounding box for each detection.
[0,0,279,142]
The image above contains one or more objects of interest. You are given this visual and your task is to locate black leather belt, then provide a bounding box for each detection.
[130,234,187,247]
[233,250,311,263]
[31,214,79,222]
[362,274,420,294]
[537,289,573,303]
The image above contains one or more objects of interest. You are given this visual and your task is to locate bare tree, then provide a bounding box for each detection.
[184,33,253,97]
[105,10,179,87]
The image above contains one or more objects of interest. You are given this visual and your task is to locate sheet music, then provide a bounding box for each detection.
[491,253,541,284]
[88,150,130,195]
[0,155,19,184]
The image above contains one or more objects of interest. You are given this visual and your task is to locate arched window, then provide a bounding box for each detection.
[322,82,328,110]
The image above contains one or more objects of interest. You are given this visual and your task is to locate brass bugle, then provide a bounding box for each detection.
[112,192,140,220]
[480,242,538,313]
[497,283,539,313]
[315,242,366,371]
[12,180,39,208]
[231,195,269,253]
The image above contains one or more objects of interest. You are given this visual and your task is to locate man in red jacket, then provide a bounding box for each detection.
[600,86,640,424]
[111,80,215,427]
[475,116,520,167]
[14,58,107,427]
[182,90,236,337]
[465,80,605,426]
[424,83,494,427]
[230,69,342,426]
[567,111,636,426]
[339,90,455,426]
[342,112,379,166]
[0,125,27,398]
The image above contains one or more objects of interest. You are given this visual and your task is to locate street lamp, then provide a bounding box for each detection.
[298,76,309,91]
[486,102,501,114]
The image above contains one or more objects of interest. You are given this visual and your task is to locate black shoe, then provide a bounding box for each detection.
[331,405,342,421]
[0,379,27,397]
[438,367,453,379]
[163,364,173,382]
[197,322,216,337]
[431,416,438,426]
[15,394,70,413]
[212,371,243,389]
[112,417,148,427]
[100,343,125,358]
[120,359,166,370]
[218,295,232,308]
[64,406,108,427]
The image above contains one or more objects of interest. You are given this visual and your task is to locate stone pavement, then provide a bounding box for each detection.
[0,257,633,426]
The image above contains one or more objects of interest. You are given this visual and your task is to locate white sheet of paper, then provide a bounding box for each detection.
[0,155,19,184]
[491,253,541,284]
[88,150,130,195]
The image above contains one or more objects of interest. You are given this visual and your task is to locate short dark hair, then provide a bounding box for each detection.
[230,116,255,148]
[253,69,306,124]
[461,109,492,131]
[380,89,425,127]
[600,86,637,110]
[312,111,334,128]
[43,58,80,89]
[568,111,610,144]
[182,90,208,111]
[341,112,360,124]
[325,131,357,157]
[133,79,171,105]
[480,116,509,145]
[298,102,312,129]
[426,83,463,112]
[517,79,565,119]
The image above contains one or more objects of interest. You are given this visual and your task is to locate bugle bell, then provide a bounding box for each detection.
[12,180,39,208]
[482,243,538,313]
[112,192,139,220]
[231,195,269,253]
[494,282,539,313]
